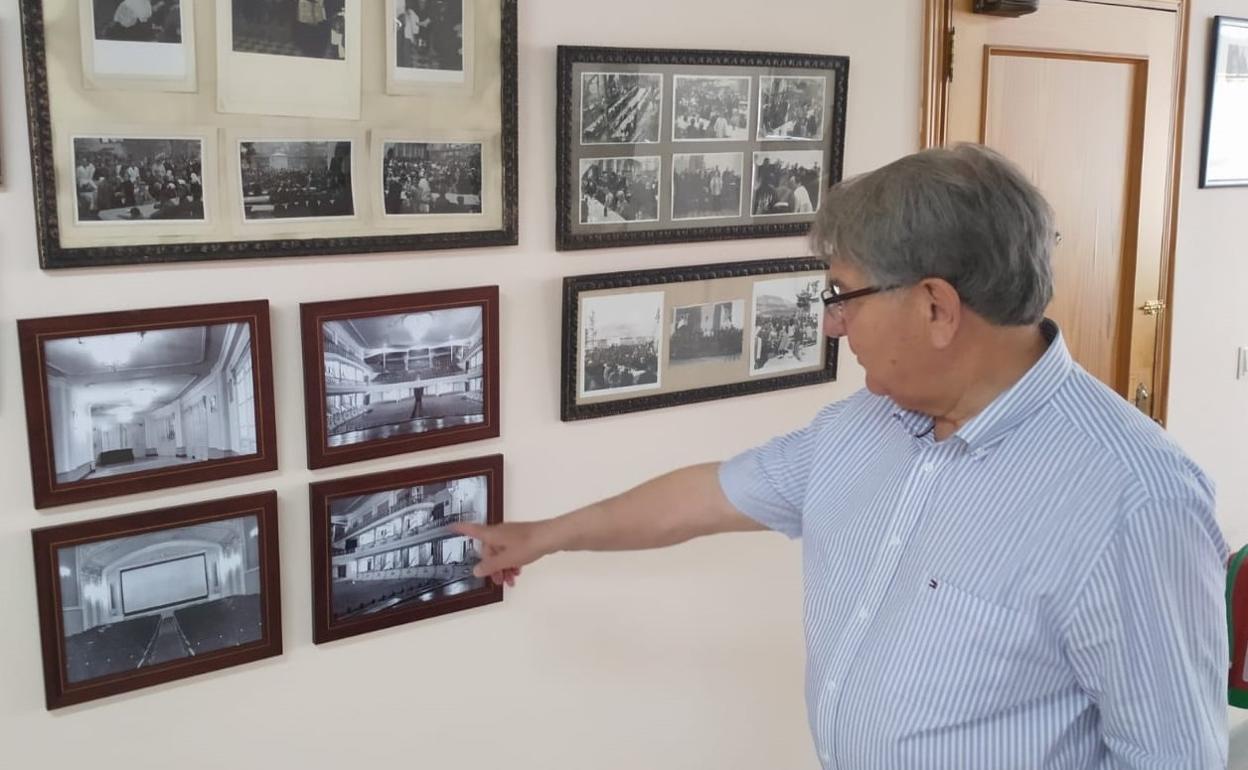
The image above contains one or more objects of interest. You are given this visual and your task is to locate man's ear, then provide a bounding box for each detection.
[920,277,961,349]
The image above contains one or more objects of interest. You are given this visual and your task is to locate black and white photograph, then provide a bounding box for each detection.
[1201,17,1248,187]
[393,0,464,80]
[42,323,258,487]
[672,75,750,141]
[73,137,204,223]
[382,142,482,216]
[328,474,488,621]
[758,76,826,140]
[93,0,182,43]
[231,0,347,60]
[750,275,826,376]
[321,307,486,449]
[672,152,743,221]
[579,156,661,225]
[751,150,823,217]
[55,514,264,685]
[581,72,663,145]
[669,300,744,365]
[240,140,354,220]
[579,291,664,397]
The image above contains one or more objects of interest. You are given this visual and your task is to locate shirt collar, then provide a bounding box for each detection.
[891,319,1073,452]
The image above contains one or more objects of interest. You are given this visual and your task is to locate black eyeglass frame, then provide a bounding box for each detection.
[820,283,903,307]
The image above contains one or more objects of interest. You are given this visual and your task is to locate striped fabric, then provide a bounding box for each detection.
[719,321,1230,769]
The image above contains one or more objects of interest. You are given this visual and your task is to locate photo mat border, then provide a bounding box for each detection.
[555,45,848,251]
[18,0,519,268]
[561,257,837,421]
[31,490,283,710]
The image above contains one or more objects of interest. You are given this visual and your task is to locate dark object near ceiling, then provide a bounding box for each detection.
[974,0,1039,17]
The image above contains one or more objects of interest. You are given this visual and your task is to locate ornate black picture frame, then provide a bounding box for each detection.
[1199,15,1248,188]
[18,0,518,269]
[561,257,837,420]
[555,45,848,251]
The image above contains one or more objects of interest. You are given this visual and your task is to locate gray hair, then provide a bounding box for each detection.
[810,143,1055,326]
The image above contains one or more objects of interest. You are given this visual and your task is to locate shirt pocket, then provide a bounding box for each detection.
[901,576,1053,732]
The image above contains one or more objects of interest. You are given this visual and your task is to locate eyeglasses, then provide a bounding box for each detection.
[820,281,903,328]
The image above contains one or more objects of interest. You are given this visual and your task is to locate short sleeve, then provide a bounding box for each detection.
[717,401,846,539]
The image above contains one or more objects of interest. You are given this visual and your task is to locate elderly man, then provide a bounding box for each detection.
[455,144,1230,769]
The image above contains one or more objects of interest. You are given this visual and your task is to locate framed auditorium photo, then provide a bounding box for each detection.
[300,285,500,469]
[309,454,503,644]
[18,0,518,269]
[555,45,848,251]
[561,257,837,420]
[31,491,283,710]
[17,300,278,509]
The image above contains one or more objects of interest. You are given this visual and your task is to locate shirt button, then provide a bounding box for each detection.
[887,537,901,547]
[857,607,869,620]
[922,461,935,472]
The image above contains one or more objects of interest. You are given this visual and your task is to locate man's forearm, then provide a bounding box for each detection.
[541,462,764,555]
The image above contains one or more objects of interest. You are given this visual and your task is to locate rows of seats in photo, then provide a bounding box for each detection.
[578,156,661,225]
[231,0,346,61]
[580,291,663,396]
[321,307,486,449]
[382,142,482,216]
[93,0,183,44]
[328,476,488,621]
[73,137,204,223]
[750,276,826,376]
[43,323,259,488]
[57,516,264,685]
[581,72,663,145]
[394,0,465,73]
[240,141,354,220]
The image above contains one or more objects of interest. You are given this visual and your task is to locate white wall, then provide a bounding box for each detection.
[0,2,909,768]
[1166,0,1248,742]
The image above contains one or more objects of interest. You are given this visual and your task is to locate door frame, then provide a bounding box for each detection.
[919,0,1191,425]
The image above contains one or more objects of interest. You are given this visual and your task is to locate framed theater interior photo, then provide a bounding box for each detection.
[17,299,278,509]
[300,285,500,469]
[555,45,848,251]
[309,454,503,644]
[561,257,836,420]
[31,491,283,709]
[18,0,518,268]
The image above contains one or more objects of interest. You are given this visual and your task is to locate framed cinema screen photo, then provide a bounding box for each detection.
[31,491,282,709]
[561,257,837,420]
[555,45,848,251]
[17,300,278,509]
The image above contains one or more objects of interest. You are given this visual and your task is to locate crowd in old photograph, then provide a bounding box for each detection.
[672,157,742,219]
[580,160,661,223]
[75,141,204,221]
[395,0,464,72]
[752,313,819,371]
[582,74,662,144]
[759,77,824,139]
[232,0,347,60]
[752,155,820,216]
[673,77,748,140]
[583,341,660,392]
[383,148,482,215]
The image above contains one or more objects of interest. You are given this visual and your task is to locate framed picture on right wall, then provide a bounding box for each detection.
[1200,15,1248,188]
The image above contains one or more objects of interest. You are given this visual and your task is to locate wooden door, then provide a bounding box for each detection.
[927,0,1183,418]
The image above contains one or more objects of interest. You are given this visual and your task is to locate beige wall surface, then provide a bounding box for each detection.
[1167,0,1248,741]
[0,1,914,768]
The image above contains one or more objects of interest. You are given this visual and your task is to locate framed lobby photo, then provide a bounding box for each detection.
[300,286,500,469]
[18,300,278,509]
[309,454,503,644]
[1199,16,1248,188]
[561,257,836,421]
[18,0,518,269]
[32,491,282,710]
[555,45,848,251]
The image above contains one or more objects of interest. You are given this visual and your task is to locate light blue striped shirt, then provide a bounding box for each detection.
[720,321,1230,769]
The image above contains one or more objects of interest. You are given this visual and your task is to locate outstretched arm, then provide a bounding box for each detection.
[452,462,763,586]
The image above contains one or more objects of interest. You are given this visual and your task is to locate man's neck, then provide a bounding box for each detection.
[929,324,1050,441]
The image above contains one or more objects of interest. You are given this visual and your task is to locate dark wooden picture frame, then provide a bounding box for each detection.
[310,454,504,644]
[18,0,519,268]
[300,285,500,469]
[18,300,278,509]
[1199,15,1248,188]
[555,45,848,251]
[562,257,836,421]
[32,491,283,710]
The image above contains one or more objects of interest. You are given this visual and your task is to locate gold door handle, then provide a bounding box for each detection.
[1139,300,1166,316]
